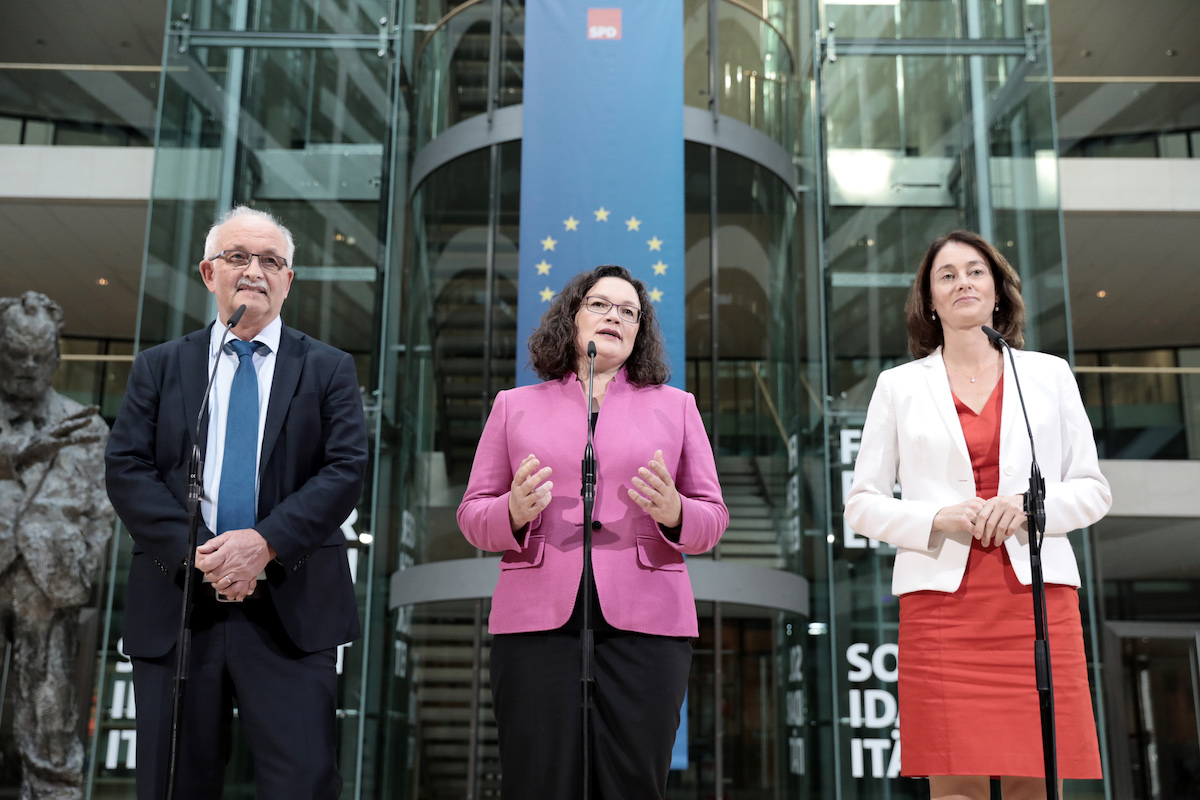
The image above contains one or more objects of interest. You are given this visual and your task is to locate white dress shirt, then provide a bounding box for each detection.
[201,315,281,535]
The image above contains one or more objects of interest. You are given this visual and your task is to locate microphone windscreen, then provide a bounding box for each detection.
[587,341,597,358]
[228,304,247,328]
[981,325,1003,345]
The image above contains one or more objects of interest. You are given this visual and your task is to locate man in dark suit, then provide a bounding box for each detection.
[105,206,368,800]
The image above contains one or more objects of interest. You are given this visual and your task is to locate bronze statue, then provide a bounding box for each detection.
[0,292,114,800]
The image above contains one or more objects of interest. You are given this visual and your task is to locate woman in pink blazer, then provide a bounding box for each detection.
[458,265,727,799]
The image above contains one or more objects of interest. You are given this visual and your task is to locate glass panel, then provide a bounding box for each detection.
[0,116,20,143]
[825,52,1067,404]
[382,599,496,800]
[139,44,392,356]
[397,141,519,571]
[710,153,800,574]
[668,605,787,799]
[0,67,158,146]
[716,0,795,148]
[683,0,710,114]
[820,0,1035,39]
[415,0,493,148]
[1118,636,1200,799]
[173,0,392,35]
[51,341,135,423]
[91,36,397,799]
[1058,82,1200,159]
[498,0,525,109]
[821,43,1078,796]
[1077,350,1186,460]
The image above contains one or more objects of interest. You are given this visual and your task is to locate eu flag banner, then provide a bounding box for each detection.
[517,0,685,389]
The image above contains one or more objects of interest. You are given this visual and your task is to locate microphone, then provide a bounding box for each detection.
[584,340,598,486]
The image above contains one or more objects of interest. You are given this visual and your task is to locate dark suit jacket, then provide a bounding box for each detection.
[105,323,368,658]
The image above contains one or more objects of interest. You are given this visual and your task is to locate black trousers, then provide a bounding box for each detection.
[490,630,691,800]
[131,597,341,800]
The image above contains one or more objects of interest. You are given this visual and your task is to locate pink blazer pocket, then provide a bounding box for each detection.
[636,536,685,571]
[499,535,545,570]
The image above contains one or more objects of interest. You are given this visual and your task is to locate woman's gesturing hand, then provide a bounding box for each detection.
[629,450,682,528]
[509,454,553,532]
[972,494,1027,547]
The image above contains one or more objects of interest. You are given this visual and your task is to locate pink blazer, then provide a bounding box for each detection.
[457,370,728,637]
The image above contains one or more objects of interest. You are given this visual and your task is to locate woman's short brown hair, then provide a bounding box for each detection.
[527,265,670,386]
[905,230,1026,358]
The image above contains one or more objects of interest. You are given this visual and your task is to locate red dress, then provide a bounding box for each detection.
[897,379,1102,778]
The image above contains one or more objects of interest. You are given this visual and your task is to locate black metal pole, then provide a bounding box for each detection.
[166,447,204,800]
[580,343,598,800]
[165,305,243,800]
[1025,460,1058,799]
[986,326,1058,799]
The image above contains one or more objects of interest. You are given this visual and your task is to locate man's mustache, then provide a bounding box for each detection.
[236,279,268,293]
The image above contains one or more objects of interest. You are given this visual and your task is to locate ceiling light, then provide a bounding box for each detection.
[96,278,109,286]
[1096,290,1106,298]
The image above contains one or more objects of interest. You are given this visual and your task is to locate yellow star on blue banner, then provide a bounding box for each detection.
[540,287,555,302]
[541,236,557,251]
[536,260,552,275]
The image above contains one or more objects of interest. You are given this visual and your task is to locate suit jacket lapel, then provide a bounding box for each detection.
[260,324,306,474]
[180,325,214,449]
[923,348,971,465]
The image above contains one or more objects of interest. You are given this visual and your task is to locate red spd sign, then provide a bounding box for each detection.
[587,8,621,40]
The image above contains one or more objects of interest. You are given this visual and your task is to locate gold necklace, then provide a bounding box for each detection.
[945,356,999,384]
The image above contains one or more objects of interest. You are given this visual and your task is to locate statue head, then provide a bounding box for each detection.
[0,292,63,404]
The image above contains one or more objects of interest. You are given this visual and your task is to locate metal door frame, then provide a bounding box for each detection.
[1102,620,1200,800]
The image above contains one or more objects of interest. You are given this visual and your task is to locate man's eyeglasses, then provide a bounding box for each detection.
[583,296,641,324]
[208,250,290,273]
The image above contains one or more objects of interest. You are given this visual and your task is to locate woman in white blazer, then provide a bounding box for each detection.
[844,230,1110,800]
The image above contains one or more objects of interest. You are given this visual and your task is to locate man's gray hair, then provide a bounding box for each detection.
[203,205,296,267]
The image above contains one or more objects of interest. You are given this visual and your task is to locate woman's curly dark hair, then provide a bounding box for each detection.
[905,229,1027,358]
[527,265,670,386]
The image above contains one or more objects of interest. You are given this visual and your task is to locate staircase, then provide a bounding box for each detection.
[410,616,501,799]
[701,455,783,568]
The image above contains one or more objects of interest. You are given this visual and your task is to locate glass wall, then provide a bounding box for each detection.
[88,1,405,796]
[815,0,1101,796]
[76,0,1096,798]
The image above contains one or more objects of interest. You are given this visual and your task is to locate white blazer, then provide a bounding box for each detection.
[844,347,1111,596]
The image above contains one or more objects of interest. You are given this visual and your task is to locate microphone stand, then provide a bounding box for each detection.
[580,341,598,800]
[165,304,245,800]
[983,325,1058,799]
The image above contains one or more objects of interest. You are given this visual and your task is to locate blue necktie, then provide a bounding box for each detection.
[215,339,266,535]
